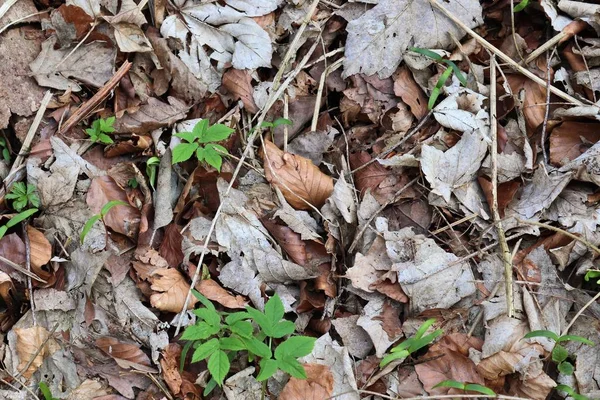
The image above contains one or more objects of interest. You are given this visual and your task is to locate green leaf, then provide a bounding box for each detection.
[246,306,273,336]
[11,182,26,195]
[219,336,246,351]
[39,382,54,400]
[414,318,437,339]
[201,124,234,143]
[29,194,40,208]
[80,214,101,243]
[207,350,230,386]
[257,358,279,381]
[6,208,37,228]
[0,226,7,240]
[558,335,595,346]
[192,289,217,312]
[193,119,209,138]
[408,329,444,353]
[175,131,198,143]
[13,199,26,212]
[225,312,250,325]
[464,383,496,396]
[409,47,444,61]
[203,147,223,172]
[192,338,220,362]
[556,384,577,396]
[272,118,292,128]
[380,349,409,367]
[391,338,414,353]
[523,330,559,342]
[100,200,128,218]
[181,322,220,341]
[193,308,221,327]
[552,344,569,364]
[513,0,529,12]
[270,321,296,338]
[433,380,466,390]
[172,142,199,164]
[264,294,285,326]
[203,378,218,396]
[2,148,9,161]
[558,360,574,375]
[180,340,194,371]
[275,336,315,359]
[147,156,160,166]
[228,320,253,338]
[196,146,206,162]
[260,121,274,129]
[240,337,271,359]
[428,67,453,109]
[277,356,306,379]
[207,143,228,154]
[446,60,467,86]
[97,133,114,144]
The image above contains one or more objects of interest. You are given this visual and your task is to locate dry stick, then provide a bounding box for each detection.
[428,0,587,107]
[58,61,132,135]
[283,93,289,152]
[0,0,17,20]
[431,213,478,235]
[540,49,555,164]
[272,0,320,91]
[22,224,36,326]
[0,10,47,35]
[311,57,344,132]
[350,390,530,400]
[0,376,40,400]
[561,291,600,336]
[174,14,323,336]
[348,177,419,253]
[0,254,45,282]
[524,32,567,65]
[490,56,515,318]
[516,218,600,255]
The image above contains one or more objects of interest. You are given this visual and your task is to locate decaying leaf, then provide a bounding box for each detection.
[262,140,334,210]
[280,364,335,400]
[149,268,193,313]
[197,279,247,309]
[113,97,188,134]
[96,337,151,368]
[15,326,60,379]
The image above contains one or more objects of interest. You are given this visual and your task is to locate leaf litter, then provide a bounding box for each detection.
[1,0,600,398]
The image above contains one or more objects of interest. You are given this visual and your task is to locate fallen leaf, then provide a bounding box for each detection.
[332,315,374,359]
[160,343,183,395]
[14,326,60,379]
[159,224,184,267]
[357,296,403,357]
[96,337,151,367]
[26,226,51,270]
[478,177,520,218]
[149,268,193,313]
[49,5,94,45]
[262,140,334,210]
[550,121,600,166]
[280,364,334,400]
[343,0,482,78]
[197,279,247,309]
[0,233,26,282]
[222,69,258,114]
[30,36,116,91]
[507,74,547,134]
[222,367,262,400]
[393,66,428,119]
[113,97,188,134]
[110,22,152,53]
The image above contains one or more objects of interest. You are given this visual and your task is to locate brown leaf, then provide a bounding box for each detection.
[159,224,184,267]
[96,337,151,367]
[51,5,94,44]
[87,176,141,238]
[261,140,333,210]
[279,364,334,400]
[393,66,428,119]
[222,69,258,114]
[477,177,521,218]
[160,343,183,395]
[104,135,152,157]
[374,300,403,339]
[549,121,600,166]
[15,326,60,379]
[0,233,25,277]
[506,74,547,134]
[113,97,188,134]
[197,279,247,309]
[26,226,51,270]
[149,268,195,313]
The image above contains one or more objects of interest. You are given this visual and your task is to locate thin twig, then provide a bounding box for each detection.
[524,32,567,65]
[54,21,98,69]
[540,49,555,165]
[561,291,600,336]
[516,219,600,255]
[431,213,478,235]
[428,0,588,107]
[22,224,36,326]
[283,93,289,152]
[311,57,344,133]
[490,56,514,318]
[0,376,40,400]
[0,10,47,35]
[0,254,46,282]
[15,323,59,379]
[0,0,18,21]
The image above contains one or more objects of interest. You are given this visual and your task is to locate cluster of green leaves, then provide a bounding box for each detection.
[39,382,57,400]
[0,208,37,240]
[80,200,127,244]
[85,117,115,144]
[172,120,234,172]
[433,380,495,396]
[584,269,600,285]
[146,156,160,189]
[380,318,443,367]
[181,291,315,395]
[6,182,40,211]
[410,47,467,109]
[0,137,10,162]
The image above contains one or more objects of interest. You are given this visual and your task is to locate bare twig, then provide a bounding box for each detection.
[431,213,478,235]
[283,93,289,152]
[0,0,18,21]
[516,218,600,255]
[561,291,600,336]
[540,49,555,164]
[311,57,344,132]
[0,10,47,35]
[22,224,36,326]
[15,322,59,380]
[0,254,45,283]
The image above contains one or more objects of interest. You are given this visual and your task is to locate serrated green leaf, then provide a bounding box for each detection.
[558,335,595,346]
[203,147,223,172]
[11,182,26,195]
[275,336,315,360]
[192,338,220,362]
[229,320,253,338]
[552,344,569,364]
[558,360,574,375]
[98,133,114,144]
[193,119,209,138]
[277,356,306,379]
[196,146,206,162]
[264,294,285,326]
[524,330,559,342]
[257,359,278,381]
[208,350,230,386]
[246,306,272,336]
[433,380,466,390]
[206,143,228,154]
[193,308,221,327]
[181,322,219,341]
[175,131,197,143]
[192,289,217,311]
[380,349,409,367]
[30,194,40,208]
[201,124,234,143]
[13,199,26,211]
[240,337,271,359]
[219,336,245,351]
[464,383,496,395]
[270,321,296,338]
[100,200,128,218]
[225,312,250,325]
[172,142,199,164]
[80,214,101,243]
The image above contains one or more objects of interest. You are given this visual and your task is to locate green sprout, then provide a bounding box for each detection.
[0,137,10,161]
[85,117,115,144]
[380,318,443,367]
[433,380,496,396]
[172,120,234,172]
[6,182,40,211]
[146,156,160,189]
[80,200,127,244]
[0,208,38,240]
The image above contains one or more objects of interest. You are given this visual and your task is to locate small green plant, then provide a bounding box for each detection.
[0,137,10,161]
[128,178,139,188]
[380,318,443,367]
[0,208,37,240]
[513,0,529,12]
[39,382,58,400]
[556,384,589,400]
[433,380,496,396]
[172,120,234,172]
[181,291,315,395]
[85,117,115,144]
[524,330,594,376]
[584,269,600,285]
[146,156,160,189]
[6,182,40,211]
[410,47,467,109]
[80,200,127,244]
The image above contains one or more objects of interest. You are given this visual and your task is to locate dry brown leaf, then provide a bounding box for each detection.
[279,364,334,400]
[262,140,333,210]
[159,223,184,267]
[549,121,600,166]
[87,176,141,238]
[160,343,183,395]
[222,69,258,114]
[15,326,60,379]
[478,177,520,218]
[506,74,547,134]
[393,66,428,119]
[96,337,151,367]
[149,268,195,313]
[113,96,188,134]
[26,226,52,270]
[0,233,25,278]
[197,279,247,309]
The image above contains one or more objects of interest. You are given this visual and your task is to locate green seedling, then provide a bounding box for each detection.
[0,137,10,161]
[146,156,160,189]
[556,384,589,400]
[85,117,115,144]
[181,291,315,395]
[0,208,38,240]
[433,380,496,396]
[127,178,139,188]
[410,47,467,109]
[80,200,127,244]
[524,330,594,377]
[39,382,58,400]
[584,269,600,285]
[6,182,40,212]
[513,0,529,12]
[172,120,234,172]
[380,318,443,367]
